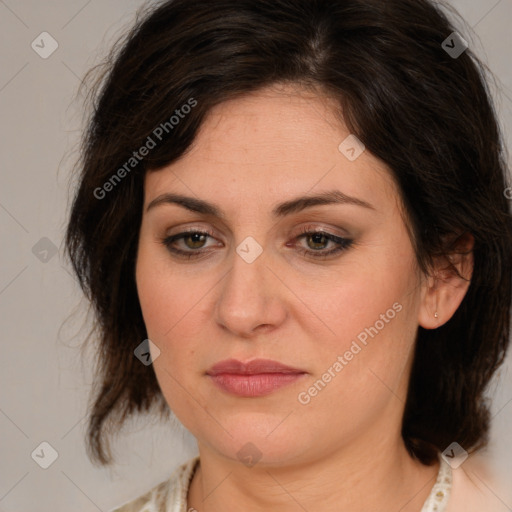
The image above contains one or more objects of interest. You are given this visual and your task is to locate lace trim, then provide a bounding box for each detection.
[420,457,452,512]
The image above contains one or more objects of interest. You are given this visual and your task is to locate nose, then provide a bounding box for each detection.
[214,243,287,338]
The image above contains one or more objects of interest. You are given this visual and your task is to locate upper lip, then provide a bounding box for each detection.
[206,358,306,376]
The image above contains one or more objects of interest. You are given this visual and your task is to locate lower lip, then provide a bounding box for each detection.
[208,373,306,397]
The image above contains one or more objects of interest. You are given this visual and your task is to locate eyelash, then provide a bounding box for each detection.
[159,226,354,260]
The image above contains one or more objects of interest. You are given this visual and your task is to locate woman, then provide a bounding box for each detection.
[65,0,512,510]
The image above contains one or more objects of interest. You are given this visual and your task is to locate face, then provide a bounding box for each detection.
[135,84,426,467]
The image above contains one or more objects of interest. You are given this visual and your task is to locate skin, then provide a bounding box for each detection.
[135,83,473,512]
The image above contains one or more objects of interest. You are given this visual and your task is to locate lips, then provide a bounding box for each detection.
[207,358,305,375]
[206,358,307,397]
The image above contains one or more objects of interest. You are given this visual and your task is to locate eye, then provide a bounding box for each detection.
[159,226,354,260]
[160,228,219,259]
[291,226,354,259]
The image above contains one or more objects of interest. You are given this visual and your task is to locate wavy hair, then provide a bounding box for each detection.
[65,0,512,464]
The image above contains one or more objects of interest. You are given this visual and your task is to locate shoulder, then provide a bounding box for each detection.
[109,479,169,512]
[109,456,200,512]
[446,455,511,512]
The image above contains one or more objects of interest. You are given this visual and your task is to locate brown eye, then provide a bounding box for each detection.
[293,229,354,259]
[305,232,330,250]
[160,229,219,259]
[182,232,208,249]
[160,228,354,261]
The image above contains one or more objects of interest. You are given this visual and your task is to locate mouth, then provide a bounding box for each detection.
[206,358,307,397]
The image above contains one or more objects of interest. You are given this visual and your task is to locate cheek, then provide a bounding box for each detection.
[307,249,416,350]
[135,241,214,392]
[136,262,171,340]
[298,245,419,405]
[136,239,199,339]
[135,245,204,422]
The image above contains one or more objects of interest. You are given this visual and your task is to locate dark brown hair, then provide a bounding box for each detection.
[65,0,512,465]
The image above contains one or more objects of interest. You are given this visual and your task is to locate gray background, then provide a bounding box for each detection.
[1,1,511,511]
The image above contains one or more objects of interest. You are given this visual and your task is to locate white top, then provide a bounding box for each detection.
[110,455,460,512]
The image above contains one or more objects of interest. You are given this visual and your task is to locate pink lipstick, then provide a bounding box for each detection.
[206,358,307,397]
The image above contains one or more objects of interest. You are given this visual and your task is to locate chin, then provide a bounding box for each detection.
[196,414,315,468]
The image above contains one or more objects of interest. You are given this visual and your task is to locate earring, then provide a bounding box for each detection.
[434,312,439,318]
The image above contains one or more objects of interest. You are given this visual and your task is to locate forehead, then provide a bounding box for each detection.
[187,84,353,168]
[143,84,399,216]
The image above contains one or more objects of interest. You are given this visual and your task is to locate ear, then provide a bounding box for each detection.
[418,232,474,330]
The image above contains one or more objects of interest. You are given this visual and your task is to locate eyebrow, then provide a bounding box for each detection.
[146,189,375,218]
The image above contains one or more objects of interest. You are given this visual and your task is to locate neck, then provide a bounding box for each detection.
[187,432,439,512]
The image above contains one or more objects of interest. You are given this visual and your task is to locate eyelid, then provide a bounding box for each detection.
[163,224,220,241]
[163,221,349,238]
[293,223,350,238]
